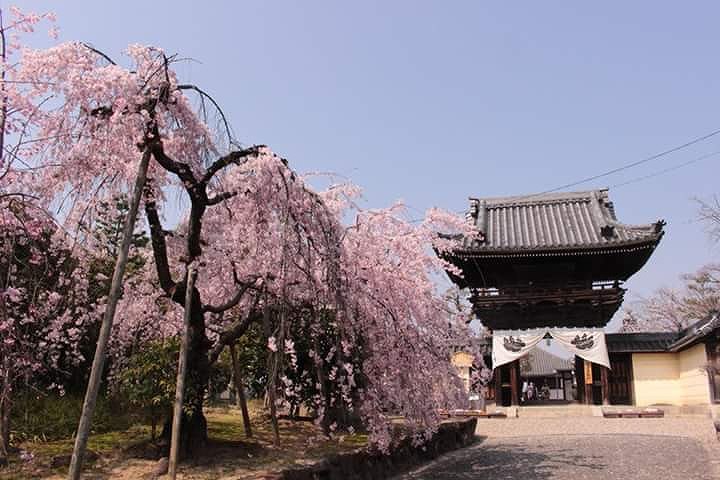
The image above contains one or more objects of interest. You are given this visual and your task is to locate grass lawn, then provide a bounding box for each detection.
[1,402,368,479]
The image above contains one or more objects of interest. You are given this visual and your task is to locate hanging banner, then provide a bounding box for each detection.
[549,328,610,369]
[492,328,610,370]
[492,329,546,369]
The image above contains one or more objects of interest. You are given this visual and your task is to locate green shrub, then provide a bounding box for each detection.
[10,393,133,443]
[208,350,233,402]
[117,338,178,440]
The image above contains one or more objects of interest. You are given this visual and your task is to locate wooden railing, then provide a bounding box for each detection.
[470,282,624,307]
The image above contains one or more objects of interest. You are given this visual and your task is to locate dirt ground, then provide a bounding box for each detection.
[1,405,367,480]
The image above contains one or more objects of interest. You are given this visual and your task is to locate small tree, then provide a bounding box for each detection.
[621,264,720,333]
[698,195,720,244]
[118,339,178,440]
[470,358,493,411]
[0,211,98,460]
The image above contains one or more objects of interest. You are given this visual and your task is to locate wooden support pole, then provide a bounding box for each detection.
[583,359,593,405]
[230,344,252,438]
[68,151,150,480]
[168,264,197,480]
[601,366,610,406]
[510,360,519,406]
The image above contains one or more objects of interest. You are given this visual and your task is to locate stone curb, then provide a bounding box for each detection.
[272,418,477,480]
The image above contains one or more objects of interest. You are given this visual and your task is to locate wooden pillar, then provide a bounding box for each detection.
[510,360,519,406]
[583,359,593,405]
[601,366,610,405]
[574,355,583,403]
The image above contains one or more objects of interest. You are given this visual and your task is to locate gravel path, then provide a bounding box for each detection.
[396,417,720,480]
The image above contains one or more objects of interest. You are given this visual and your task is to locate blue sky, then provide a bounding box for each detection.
[16,1,720,331]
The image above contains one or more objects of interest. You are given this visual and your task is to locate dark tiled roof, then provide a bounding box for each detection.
[669,312,720,351]
[607,313,720,353]
[460,189,664,252]
[520,348,574,377]
[606,332,678,353]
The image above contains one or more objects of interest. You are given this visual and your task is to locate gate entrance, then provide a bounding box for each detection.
[439,189,664,407]
[496,346,576,407]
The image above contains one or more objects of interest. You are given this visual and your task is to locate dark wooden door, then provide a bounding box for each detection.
[608,353,633,405]
[706,341,720,403]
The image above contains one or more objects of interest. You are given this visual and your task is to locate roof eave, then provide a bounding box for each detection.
[449,236,662,258]
[668,313,720,352]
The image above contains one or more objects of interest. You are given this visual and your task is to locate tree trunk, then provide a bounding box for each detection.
[161,409,207,460]
[169,265,197,479]
[176,296,210,458]
[312,334,332,437]
[229,344,252,438]
[159,281,211,460]
[0,394,10,464]
[188,303,210,446]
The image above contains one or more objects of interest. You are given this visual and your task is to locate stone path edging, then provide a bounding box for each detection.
[273,418,477,480]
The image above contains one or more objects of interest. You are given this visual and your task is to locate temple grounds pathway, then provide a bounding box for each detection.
[396,417,720,479]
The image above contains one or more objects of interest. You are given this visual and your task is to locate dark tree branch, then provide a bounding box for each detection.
[203,278,259,314]
[147,134,210,260]
[207,306,263,366]
[80,42,117,66]
[186,200,206,260]
[201,145,265,184]
[698,195,720,243]
[177,84,234,145]
[206,191,238,206]
[148,136,200,189]
[0,192,38,201]
[144,183,176,294]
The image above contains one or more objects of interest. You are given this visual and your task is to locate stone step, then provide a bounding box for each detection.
[490,404,714,418]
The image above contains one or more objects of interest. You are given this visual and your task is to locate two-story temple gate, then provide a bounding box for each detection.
[441,189,664,406]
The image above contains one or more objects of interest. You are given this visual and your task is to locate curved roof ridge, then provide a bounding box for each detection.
[461,188,664,252]
[472,189,601,207]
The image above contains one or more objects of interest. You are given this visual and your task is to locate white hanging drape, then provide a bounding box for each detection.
[549,328,610,369]
[492,327,610,369]
[492,329,547,369]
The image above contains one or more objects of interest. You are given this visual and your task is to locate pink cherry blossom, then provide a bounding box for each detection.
[0,7,484,454]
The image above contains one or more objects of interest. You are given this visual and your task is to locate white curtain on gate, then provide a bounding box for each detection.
[491,329,546,369]
[549,328,610,369]
[492,327,610,369]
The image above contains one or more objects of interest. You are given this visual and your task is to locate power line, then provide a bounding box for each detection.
[407,128,720,223]
[538,127,720,194]
[610,150,720,189]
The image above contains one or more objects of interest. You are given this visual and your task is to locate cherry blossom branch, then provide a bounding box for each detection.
[0,9,7,163]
